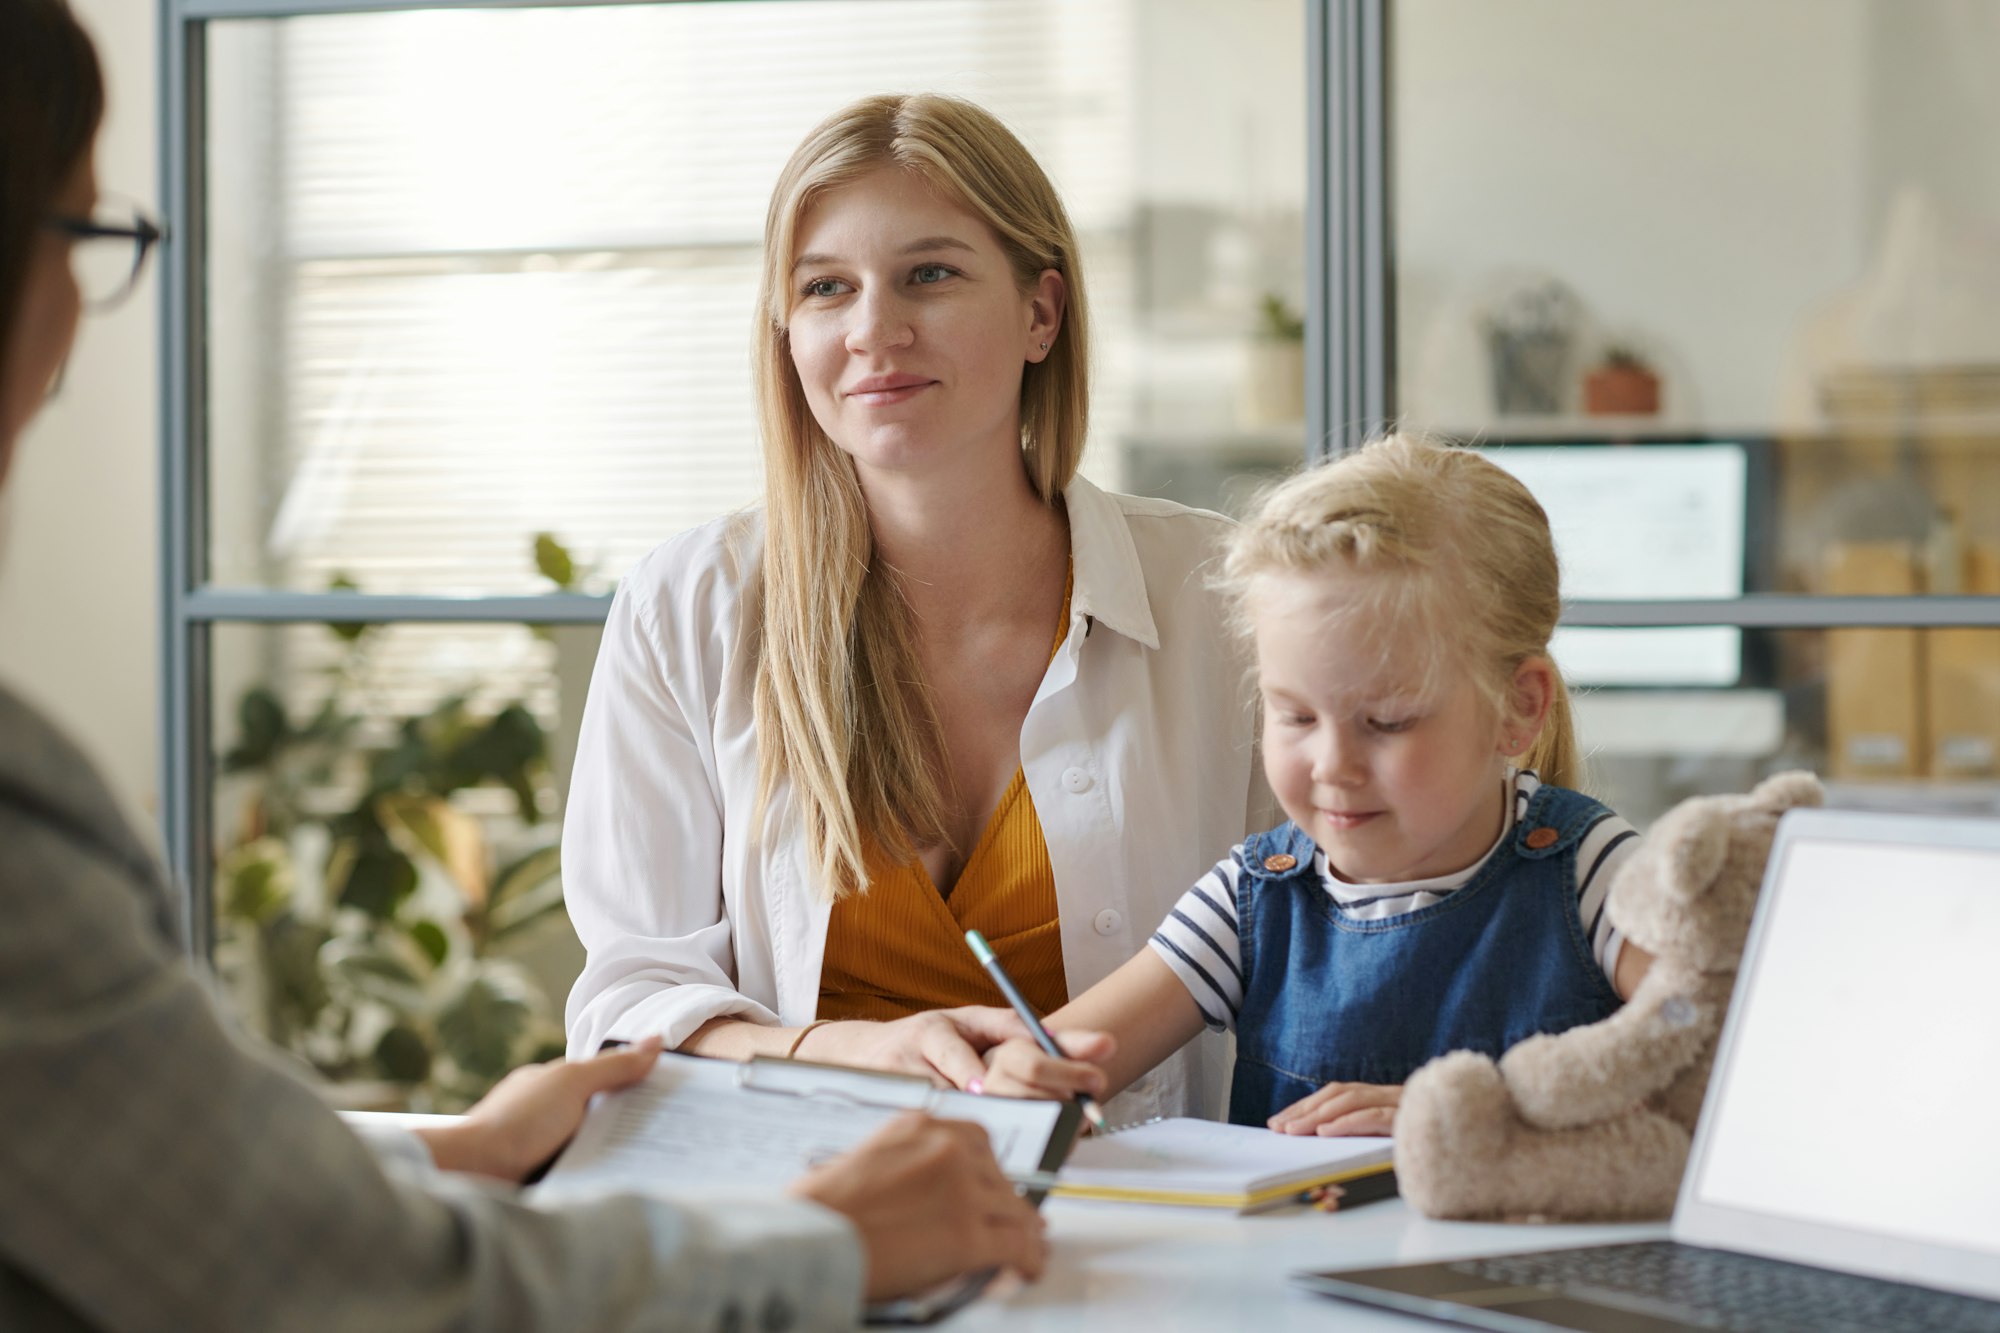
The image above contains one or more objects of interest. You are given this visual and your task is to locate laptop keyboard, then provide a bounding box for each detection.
[1448,1241,2000,1333]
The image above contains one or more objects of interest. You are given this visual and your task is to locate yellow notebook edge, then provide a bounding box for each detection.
[1048,1158,1393,1209]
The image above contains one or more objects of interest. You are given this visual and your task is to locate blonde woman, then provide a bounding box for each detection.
[563,94,1270,1121]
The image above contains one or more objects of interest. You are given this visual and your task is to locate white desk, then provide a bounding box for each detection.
[346,1111,1665,1329]
[959,1197,1665,1331]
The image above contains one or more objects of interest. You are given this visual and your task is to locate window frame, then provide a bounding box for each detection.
[160,0,2000,955]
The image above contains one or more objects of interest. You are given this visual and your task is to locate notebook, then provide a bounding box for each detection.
[1294,806,2000,1331]
[1052,1117,1394,1213]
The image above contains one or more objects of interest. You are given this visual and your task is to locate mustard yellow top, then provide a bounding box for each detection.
[818,566,1074,1022]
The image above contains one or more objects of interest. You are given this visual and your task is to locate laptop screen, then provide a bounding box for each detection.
[1690,831,2000,1263]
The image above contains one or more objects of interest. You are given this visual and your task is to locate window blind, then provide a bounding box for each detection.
[211,0,1143,730]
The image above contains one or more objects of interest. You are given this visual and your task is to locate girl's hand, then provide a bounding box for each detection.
[798,1007,1077,1090]
[417,1035,665,1181]
[972,1031,1115,1101]
[1268,1080,1401,1136]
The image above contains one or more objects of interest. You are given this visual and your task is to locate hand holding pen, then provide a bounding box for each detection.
[964,929,1113,1132]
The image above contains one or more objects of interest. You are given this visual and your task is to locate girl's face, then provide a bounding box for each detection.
[784,165,1062,489]
[1,150,95,484]
[1251,570,1547,884]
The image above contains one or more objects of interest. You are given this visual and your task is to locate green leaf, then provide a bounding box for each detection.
[261,912,332,1040]
[323,936,431,1013]
[489,845,561,912]
[224,688,290,771]
[533,532,577,590]
[374,1023,434,1084]
[1258,292,1305,341]
[450,705,548,817]
[326,573,374,643]
[408,919,450,968]
[487,844,564,938]
[376,794,453,866]
[335,843,420,919]
[488,875,567,941]
[219,838,294,925]
[436,973,532,1081]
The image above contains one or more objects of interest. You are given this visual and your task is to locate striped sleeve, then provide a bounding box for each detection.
[1575,813,1641,988]
[1147,851,1248,1033]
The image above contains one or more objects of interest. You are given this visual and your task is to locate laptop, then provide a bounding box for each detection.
[1294,805,2000,1333]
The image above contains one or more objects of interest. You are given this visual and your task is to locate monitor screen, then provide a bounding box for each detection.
[1694,834,2000,1257]
[1477,442,1749,687]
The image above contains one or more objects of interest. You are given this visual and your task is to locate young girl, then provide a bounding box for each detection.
[976,434,1653,1134]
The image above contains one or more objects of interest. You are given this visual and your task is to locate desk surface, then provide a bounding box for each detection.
[347,1110,1665,1328]
[961,1197,1667,1331]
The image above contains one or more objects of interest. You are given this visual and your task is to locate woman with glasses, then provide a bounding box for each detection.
[0,3,1044,1328]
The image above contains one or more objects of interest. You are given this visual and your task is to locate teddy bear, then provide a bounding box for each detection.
[1394,770,1824,1222]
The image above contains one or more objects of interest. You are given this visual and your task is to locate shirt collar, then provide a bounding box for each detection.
[1061,473,1161,650]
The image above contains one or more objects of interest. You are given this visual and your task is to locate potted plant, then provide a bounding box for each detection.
[214,552,578,1111]
[1583,343,1662,416]
[1240,292,1307,427]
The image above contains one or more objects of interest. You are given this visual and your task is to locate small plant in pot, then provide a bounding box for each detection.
[1240,292,1307,427]
[1583,343,1661,416]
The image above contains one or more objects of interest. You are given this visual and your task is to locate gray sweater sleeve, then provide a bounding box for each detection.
[0,692,863,1333]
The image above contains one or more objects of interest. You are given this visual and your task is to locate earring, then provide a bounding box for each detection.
[1039,342,1050,351]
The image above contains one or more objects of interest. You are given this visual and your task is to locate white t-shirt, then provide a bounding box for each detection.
[1149,770,1638,1031]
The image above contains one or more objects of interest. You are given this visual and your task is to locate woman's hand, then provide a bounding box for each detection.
[799,1007,1088,1090]
[1267,1079,1401,1136]
[973,1031,1115,1102]
[790,1113,1048,1301]
[415,1036,664,1181]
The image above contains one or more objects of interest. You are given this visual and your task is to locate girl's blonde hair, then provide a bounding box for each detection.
[751,93,1090,901]
[1224,433,1583,792]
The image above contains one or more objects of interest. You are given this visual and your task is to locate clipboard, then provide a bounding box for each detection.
[531,1053,1080,1324]
[734,1056,1081,1184]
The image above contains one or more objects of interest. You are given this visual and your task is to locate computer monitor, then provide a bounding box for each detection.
[1474,439,1763,688]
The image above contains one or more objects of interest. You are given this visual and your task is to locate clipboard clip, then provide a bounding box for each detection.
[737,1057,942,1114]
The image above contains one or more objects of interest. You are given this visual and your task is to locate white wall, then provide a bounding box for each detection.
[1392,0,1873,431]
[1863,0,2000,231]
[0,0,161,836]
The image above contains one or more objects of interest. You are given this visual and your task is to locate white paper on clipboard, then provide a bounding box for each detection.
[530,1052,1071,1203]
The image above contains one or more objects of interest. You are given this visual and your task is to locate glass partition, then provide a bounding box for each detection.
[203,0,1309,596]
[1390,0,2000,796]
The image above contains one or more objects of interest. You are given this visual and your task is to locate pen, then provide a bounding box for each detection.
[964,928,1109,1133]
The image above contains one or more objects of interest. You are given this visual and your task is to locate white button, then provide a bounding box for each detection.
[1061,767,1092,794]
[1093,909,1123,936]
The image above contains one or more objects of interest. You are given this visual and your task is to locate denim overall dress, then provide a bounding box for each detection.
[1227,781,1626,1126]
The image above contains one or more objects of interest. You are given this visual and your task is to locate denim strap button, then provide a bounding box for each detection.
[1262,853,1297,872]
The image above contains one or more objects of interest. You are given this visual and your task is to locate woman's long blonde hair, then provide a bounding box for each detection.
[1223,434,1584,792]
[752,93,1091,901]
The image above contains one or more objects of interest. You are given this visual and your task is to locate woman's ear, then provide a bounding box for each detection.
[1499,654,1556,756]
[1026,268,1066,361]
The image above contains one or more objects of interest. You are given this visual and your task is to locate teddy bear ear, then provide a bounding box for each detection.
[1644,795,1732,901]
[1748,770,1824,814]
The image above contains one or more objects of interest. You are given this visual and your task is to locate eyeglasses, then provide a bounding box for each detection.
[45,201,167,310]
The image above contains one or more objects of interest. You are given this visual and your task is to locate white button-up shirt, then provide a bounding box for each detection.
[562,476,1275,1121]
